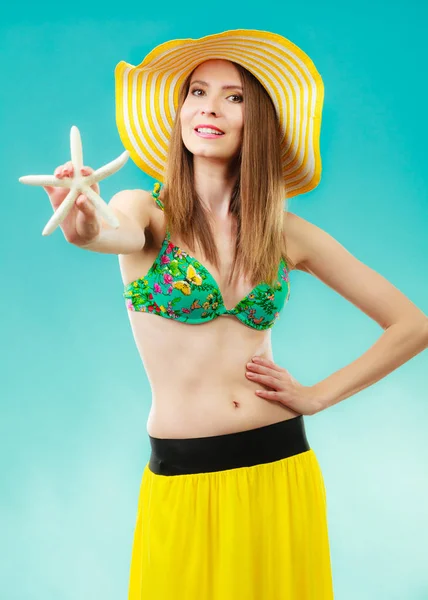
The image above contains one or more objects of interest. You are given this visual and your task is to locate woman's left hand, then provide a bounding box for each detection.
[246,356,324,416]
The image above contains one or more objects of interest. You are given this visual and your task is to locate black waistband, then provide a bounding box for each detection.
[148,415,310,476]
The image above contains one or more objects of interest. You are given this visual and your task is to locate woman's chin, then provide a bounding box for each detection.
[189,146,239,162]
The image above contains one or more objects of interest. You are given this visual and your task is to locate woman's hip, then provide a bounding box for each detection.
[147,414,312,476]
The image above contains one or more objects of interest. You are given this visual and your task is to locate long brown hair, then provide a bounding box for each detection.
[160,60,295,288]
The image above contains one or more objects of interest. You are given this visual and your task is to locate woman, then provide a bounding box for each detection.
[44,30,427,600]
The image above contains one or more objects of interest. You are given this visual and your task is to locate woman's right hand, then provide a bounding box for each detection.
[43,160,102,247]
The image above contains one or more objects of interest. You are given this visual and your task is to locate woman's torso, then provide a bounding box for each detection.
[118,188,301,439]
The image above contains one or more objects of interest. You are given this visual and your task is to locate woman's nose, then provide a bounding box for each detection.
[200,97,220,116]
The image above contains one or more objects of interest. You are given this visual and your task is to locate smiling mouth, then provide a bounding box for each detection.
[194,128,225,138]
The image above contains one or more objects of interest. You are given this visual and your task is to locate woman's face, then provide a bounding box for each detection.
[180,59,244,164]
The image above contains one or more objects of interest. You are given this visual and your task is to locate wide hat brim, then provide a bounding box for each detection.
[115,29,324,198]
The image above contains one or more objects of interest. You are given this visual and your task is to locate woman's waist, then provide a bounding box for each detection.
[147,383,300,439]
[150,371,273,400]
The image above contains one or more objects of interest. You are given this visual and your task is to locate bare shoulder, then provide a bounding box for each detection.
[108,188,154,231]
[283,210,428,330]
[284,210,347,273]
[282,211,311,271]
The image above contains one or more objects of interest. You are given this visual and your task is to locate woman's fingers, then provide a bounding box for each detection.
[77,194,93,212]
[75,193,101,242]
[63,161,73,177]
[54,163,94,178]
[55,161,70,177]
[80,166,99,194]
[50,164,100,205]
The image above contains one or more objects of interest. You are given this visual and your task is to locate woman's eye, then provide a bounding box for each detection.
[190,89,243,103]
[228,94,243,103]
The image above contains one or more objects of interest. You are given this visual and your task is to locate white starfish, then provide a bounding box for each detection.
[19,125,130,236]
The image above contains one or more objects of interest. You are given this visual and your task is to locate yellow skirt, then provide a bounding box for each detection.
[128,416,334,599]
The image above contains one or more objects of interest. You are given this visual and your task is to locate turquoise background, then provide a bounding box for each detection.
[2,1,427,598]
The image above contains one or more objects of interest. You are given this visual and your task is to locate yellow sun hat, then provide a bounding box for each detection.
[114,29,324,198]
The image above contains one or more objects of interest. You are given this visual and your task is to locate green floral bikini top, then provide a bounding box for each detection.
[123,182,291,330]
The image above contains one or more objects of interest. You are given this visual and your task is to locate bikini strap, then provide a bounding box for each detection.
[151,181,171,242]
[151,181,164,211]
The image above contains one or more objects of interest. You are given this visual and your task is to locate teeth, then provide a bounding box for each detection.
[196,128,223,135]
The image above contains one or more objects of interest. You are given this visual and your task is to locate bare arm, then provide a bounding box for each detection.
[286,212,428,409]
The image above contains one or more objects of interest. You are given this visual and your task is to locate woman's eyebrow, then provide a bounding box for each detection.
[190,79,243,91]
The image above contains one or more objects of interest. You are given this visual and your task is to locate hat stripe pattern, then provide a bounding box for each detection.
[115,29,324,197]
